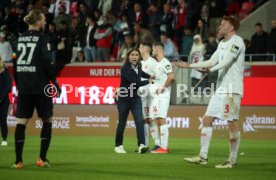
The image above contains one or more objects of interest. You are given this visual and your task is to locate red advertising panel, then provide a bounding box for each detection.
[7,65,276,105]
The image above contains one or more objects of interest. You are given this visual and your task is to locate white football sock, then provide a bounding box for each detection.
[228,131,241,164]
[199,127,213,159]
[149,121,160,146]
[144,124,149,146]
[160,124,169,149]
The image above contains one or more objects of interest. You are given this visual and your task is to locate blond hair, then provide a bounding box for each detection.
[24,10,43,25]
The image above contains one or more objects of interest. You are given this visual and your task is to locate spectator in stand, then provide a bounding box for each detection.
[243,38,251,61]
[3,7,15,33]
[133,22,155,45]
[200,3,209,29]
[94,9,103,24]
[117,34,135,62]
[42,3,54,29]
[82,0,99,12]
[205,33,218,58]
[112,0,130,18]
[26,2,34,14]
[113,14,130,47]
[10,0,24,16]
[98,0,112,16]
[181,26,194,58]
[194,18,209,42]
[69,0,78,17]
[78,3,89,28]
[46,22,58,64]
[0,0,11,12]
[72,49,86,63]
[267,19,276,58]
[81,15,98,62]
[147,3,162,42]
[208,0,225,33]
[160,32,179,61]
[185,0,201,28]
[189,34,205,90]
[49,0,57,15]
[128,3,148,29]
[15,7,28,34]
[160,3,174,39]
[0,32,13,62]
[55,20,71,74]
[54,0,70,17]
[70,16,81,62]
[172,0,188,48]
[53,4,70,30]
[94,15,113,62]
[250,22,268,60]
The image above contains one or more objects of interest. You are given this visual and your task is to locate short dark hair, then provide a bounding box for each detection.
[160,32,168,37]
[222,16,240,31]
[140,41,152,48]
[255,22,262,27]
[87,14,96,21]
[153,42,164,49]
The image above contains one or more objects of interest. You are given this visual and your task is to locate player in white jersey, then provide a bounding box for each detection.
[138,42,161,151]
[150,42,174,154]
[175,16,245,168]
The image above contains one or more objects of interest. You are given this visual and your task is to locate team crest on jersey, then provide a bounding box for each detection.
[165,65,171,70]
[230,45,239,54]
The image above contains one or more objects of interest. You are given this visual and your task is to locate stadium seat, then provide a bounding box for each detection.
[227,1,240,15]
[239,2,254,19]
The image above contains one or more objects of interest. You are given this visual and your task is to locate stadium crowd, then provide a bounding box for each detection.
[0,0,275,68]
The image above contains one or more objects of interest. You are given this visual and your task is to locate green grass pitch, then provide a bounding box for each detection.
[1,136,276,180]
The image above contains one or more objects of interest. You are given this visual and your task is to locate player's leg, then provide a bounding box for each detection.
[36,94,53,167]
[228,120,240,165]
[12,95,34,168]
[148,92,160,150]
[36,117,52,167]
[184,116,214,164]
[199,116,215,159]
[216,94,241,168]
[151,97,170,154]
[184,94,222,164]
[12,118,29,168]
[153,117,169,153]
[148,119,160,150]
[115,101,130,153]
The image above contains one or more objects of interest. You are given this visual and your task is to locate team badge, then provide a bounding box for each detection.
[165,65,171,70]
[230,45,239,54]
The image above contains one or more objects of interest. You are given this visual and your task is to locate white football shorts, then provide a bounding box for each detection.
[205,93,241,121]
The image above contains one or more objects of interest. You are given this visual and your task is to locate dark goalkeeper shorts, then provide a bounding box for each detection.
[16,94,53,119]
